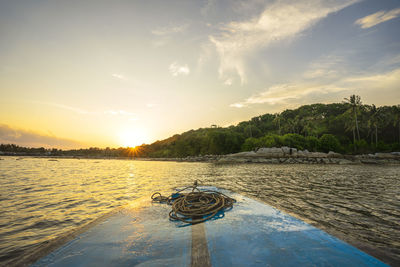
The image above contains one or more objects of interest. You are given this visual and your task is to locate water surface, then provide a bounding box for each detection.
[0,157,399,265]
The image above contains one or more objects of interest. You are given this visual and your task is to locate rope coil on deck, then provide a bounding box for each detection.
[151,181,236,224]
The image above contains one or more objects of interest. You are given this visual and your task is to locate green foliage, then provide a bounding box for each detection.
[241,137,262,151]
[305,136,319,152]
[354,139,369,154]
[319,134,341,153]
[258,134,283,148]
[376,141,390,152]
[282,134,306,150]
[2,97,400,157]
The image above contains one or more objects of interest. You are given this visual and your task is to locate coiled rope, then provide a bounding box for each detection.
[151,181,236,224]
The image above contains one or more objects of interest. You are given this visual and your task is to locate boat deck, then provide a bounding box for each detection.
[27,187,387,266]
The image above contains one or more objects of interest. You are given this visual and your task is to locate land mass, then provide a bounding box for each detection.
[1,96,400,160]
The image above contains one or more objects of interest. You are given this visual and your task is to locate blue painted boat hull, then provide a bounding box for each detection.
[29,187,387,266]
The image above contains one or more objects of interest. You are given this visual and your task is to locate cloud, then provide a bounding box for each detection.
[230,103,245,108]
[355,8,400,29]
[146,103,156,108]
[231,83,346,107]
[224,79,233,86]
[103,110,136,116]
[111,73,127,80]
[378,54,400,68]
[303,55,345,79]
[35,101,137,118]
[201,0,216,17]
[169,62,190,76]
[151,24,188,36]
[0,124,82,149]
[151,24,188,47]
[230,67,400,108]
[344,68,400,85]
[43,102,91,114]
[209,0,359,84]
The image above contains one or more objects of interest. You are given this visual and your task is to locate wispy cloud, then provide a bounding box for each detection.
[43,102,92,114]
[151,24,188,47]
[146,103,156,108]
[103,110,136,116]
[344,68,400,85]
[230,83,346,107]
[224,78,233,86]
[36,101,138,119]
[210,0,359,84]
[303,55,345,79]
[0,124,82,149]
[151,24,188,36]
[230,67,400,108]
[230,103,244,108]
[169,62,190,76]
[355,8,400,29]
[111,73,127,80]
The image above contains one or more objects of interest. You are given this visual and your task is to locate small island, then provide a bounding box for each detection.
[1,95,399,165]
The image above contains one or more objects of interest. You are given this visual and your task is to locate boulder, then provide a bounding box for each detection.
[308,152,328,158]
[286,158,298,164]
[360,159,380,164]
[256,147,271,154]
[374,153,397,159]
[281,146,291,154]
[322,158,330,164]
[327,151,342,158]
[338,159,355,165]
[282,147,298,157]
[253,158,271,163]
[256,147,285,158]
[228,151,257,157]
[271,158,280,164]
[297,150,305,158]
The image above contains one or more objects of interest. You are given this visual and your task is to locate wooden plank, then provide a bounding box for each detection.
[191,222,211,267]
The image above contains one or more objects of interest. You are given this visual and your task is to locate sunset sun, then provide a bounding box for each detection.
[118,128,148,147]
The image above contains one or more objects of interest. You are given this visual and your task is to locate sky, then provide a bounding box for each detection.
[0,0,399,149]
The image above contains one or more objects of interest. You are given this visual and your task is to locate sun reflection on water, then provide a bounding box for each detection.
[0,157,399,264]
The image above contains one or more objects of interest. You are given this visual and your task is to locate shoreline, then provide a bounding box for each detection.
[2,150,400,165]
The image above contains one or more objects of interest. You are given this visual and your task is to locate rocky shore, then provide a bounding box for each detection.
[3,149,400,165]
[173,147,400,165]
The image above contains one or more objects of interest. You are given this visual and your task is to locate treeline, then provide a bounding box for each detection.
[135,95,400,157]
[0,144,135,158]
[1,96,399,158]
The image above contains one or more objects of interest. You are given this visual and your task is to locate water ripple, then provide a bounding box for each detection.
[0,157,399,265]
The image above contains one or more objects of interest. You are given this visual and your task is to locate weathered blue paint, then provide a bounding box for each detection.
[31,199,191,267]
[202,187,387,267]
[31,187,388,267]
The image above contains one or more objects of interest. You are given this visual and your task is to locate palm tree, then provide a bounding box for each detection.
[343,110,356,145]
[285,118,297,134]
[302,113,325,137]
[273,113,281,135]
[368,105,379,147]
[393,105,400,143]
[344,95,362,142]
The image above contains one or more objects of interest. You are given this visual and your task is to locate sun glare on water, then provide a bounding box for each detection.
[118,128,148,147]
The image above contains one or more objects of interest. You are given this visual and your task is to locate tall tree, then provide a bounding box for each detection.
[343,110,356,146]
[273,113,281,135]
[344,95,362,142]
[368,105,379,147]
[393,105,400,143]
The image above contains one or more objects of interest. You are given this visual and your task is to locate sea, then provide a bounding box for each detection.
[0,157,399,265]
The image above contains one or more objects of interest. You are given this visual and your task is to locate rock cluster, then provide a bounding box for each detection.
[215,147,400,165]
[147,149,400,165]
